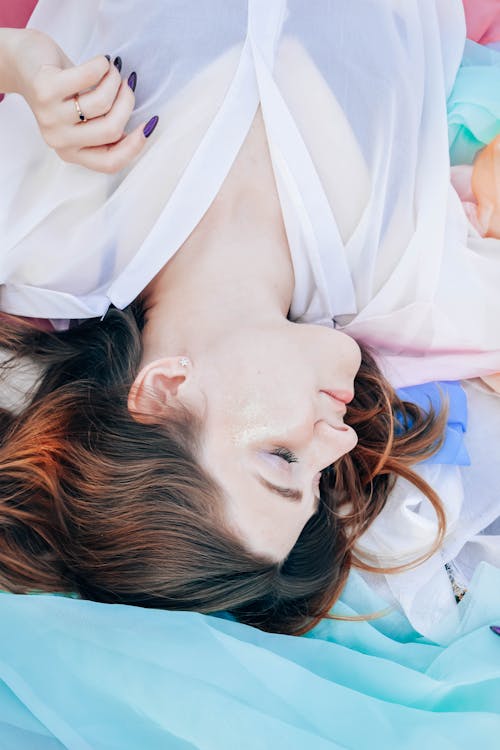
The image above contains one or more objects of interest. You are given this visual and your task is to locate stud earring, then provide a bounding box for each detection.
[179,357,190,368]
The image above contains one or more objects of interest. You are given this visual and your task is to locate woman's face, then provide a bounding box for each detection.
[195,321,362,562]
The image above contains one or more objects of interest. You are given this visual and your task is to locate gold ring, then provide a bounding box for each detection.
[74,95,87,123]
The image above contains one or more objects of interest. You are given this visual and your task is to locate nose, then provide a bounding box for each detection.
[311,419,357,471]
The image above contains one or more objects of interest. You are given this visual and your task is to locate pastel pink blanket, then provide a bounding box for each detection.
[0,0,38,29]
[462,0,500,45]
[0,0,38,103]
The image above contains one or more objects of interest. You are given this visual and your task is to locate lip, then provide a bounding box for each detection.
[320,391,349,431]
[321,390,349,412]
[325,389,354,405]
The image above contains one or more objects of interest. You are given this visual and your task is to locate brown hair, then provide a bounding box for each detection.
[0,304,447,635]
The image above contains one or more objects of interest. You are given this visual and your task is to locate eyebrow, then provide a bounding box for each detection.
[254,474,303,503]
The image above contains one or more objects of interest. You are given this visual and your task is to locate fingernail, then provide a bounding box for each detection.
[127,71,137,92]
[490,625,500,636]
[104,54,111,62]
[113,56,122,73]
[143,115,159,138]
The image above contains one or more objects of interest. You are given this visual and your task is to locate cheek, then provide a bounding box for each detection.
[206,359,311,446]
[220,391,272,447]
[229,411,287,447]
[227,393,310,448]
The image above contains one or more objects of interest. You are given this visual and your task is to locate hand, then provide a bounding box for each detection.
[471,133,500,238]
[6,29,158,173]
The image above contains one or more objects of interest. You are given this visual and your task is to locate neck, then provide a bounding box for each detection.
[139,111,295,365]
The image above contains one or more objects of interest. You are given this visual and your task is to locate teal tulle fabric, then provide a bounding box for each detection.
[0,563,499,749]
[448,39,500,164]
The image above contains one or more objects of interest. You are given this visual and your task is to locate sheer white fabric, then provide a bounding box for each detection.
[358,382,500,639]
[0,0,499,637]
[1,0,499,382]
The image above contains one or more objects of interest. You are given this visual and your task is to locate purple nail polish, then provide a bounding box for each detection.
[113,56,122,73]
[127,72,137,92]
[490,625,500,636]
[143,115,159,138]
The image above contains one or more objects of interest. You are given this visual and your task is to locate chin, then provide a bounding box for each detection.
[349,337,363,376]
[343,425,359,453]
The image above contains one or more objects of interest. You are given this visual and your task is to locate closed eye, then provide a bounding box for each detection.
[254,474,303,502]
[269,447,298,464]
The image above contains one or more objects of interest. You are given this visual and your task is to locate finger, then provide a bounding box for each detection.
[64,79,135,149]
[53,54,111,99]
[477,200,494,236]
[492,138,500,183]
[63,64,123,123]
[64,120,154,174]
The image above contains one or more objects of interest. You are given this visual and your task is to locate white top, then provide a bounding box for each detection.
[1,0,500,387]
[0,0,499,638]
[358,381,500,639]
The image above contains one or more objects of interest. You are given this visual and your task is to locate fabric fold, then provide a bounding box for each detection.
[0,566,499,748]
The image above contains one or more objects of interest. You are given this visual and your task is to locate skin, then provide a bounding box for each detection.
[129,110,361,561]
[3,26,500,560]
[0,28,154,172]
[1,27,364,561]
[472,133,500,238]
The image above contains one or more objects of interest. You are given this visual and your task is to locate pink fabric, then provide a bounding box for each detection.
[463,0,500,45]
[0,0,38,29]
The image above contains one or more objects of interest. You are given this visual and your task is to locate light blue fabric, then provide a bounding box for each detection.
[448,39,500,164]
[395,381,470,466]
[0,563,499,749]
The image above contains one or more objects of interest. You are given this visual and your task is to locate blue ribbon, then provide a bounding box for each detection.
[395,381,470,466]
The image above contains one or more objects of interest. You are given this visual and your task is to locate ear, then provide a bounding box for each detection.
[128,356,194,424]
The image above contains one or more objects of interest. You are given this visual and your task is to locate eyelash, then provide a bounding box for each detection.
[269,447,299,464]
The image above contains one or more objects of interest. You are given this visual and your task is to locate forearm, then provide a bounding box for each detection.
[0,27,29,94]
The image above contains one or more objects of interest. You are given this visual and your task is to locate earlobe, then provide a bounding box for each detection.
[127,356,192,424]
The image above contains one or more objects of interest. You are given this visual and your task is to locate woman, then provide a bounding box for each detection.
[0,0,498,639]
